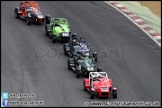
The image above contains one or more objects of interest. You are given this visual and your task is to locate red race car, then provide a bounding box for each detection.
[83,71,117,99]
[14,1,44,25]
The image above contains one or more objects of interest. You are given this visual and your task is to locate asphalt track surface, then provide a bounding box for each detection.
[1,1,161,107]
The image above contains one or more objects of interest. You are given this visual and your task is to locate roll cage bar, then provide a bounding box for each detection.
[89,72,108,87]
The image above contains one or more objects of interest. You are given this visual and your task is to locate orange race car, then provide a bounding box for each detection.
[14,1,44,25]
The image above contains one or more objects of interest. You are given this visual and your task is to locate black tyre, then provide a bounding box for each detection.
[76,70,80,78]
[83,83,86,91]
[63,45,67,55]
[94,54,97,62]
[97,67,102,72]
[45,15,50,24]
[45,26,49,36]
[52,35,56,43]
[68,60,71,70]
[90,92,95,99]
[26,17,31,25]
[14,8,19,18]
[112,90,117,98]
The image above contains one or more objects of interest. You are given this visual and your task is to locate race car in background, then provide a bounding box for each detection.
[83,71,117,99]
[68,52,97,78]
[63,35,97,62]
[45,15,71,43]
[14,1,44,25]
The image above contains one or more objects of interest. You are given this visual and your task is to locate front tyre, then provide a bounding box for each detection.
[83,82,86,91]
[112,90,117,98]
[68,60,71,70]
[45,15,50,24]
[76,70,80,78]
[90,91,95,99]
[26,17,31,25]
[45,26,49,36]
[14,8,19,18]
[52,35,57,43]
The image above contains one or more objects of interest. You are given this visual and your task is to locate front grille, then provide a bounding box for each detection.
[101,92,108,96]
[39,18,43,23]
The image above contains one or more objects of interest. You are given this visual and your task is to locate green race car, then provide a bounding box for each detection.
[45,15,71,43]
[68,53,96,78]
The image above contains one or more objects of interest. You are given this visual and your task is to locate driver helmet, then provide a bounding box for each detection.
[72,33,77,39]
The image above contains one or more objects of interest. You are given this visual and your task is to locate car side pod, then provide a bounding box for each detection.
[112,87,117,99]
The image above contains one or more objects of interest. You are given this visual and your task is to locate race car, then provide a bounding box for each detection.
[63,35,97,62]
[83,71,117,99]
[14,1,44,25]
[68,53,96,78]
[45,15,71,43]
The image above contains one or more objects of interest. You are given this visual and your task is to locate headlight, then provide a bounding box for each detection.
[87,67,90,71]
[90,67,94,70]
[37,14,43,18]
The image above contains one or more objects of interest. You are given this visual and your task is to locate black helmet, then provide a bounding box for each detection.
[72,33,77,38]
[97,67,102,72]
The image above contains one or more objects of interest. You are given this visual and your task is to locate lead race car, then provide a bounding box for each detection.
[45,15,71,43]
[14,1,44,25]
[83,71,117,99]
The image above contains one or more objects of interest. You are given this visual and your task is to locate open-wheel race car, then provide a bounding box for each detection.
[64,35,97,62]
[14,1,44,25]
[83,71,117,99]
[68,53,97,78]
[45,15,71,43]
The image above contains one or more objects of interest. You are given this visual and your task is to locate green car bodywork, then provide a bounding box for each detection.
[46,18,71,42]
[69,55,96,78]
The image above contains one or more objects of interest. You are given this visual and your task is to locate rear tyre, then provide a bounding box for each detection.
[93,54,97,62]
[63,45,68,55]
[112,90,117,98]
[45,15,50,24]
